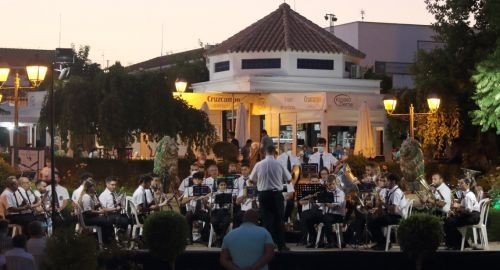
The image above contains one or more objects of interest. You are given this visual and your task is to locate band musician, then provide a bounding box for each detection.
[368,173,406,250]
[132,174,159,221]
[99,176,130,236]
[182,172,211,244]
[444,177,480,250]
[209,179,233,247]
[421,173,451,217]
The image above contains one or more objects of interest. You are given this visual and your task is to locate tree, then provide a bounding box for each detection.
[409,0,500,158]
[471,43,500,134]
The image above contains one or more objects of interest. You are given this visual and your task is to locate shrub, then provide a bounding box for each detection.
[488,209,500,241]
[42,229,98,270]
[398,213,443,270]
[143,211,189,268]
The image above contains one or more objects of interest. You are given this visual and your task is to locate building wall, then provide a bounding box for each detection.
[333,22,436,68]
[208,51,362,81]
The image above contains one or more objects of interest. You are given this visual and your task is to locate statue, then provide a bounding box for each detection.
[154,136,179,192]
[399,137,425,191]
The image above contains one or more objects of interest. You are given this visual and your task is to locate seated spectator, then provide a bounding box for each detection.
[5,235,36,270]
[27,221,46,268]
[0,219,12,253]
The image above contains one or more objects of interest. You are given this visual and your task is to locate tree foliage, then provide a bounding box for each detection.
[39,46,216,154]
[471,43,500,134]
[416,106,461,154]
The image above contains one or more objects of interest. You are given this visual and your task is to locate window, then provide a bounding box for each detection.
[242,58,281,69]
[214,61,230,72]
[297,58,334,70]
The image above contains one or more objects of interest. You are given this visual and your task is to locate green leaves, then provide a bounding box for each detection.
[471,42,500,134]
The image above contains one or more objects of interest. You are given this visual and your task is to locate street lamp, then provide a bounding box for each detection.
[383,94,441,138]
[175,77,187,95]
[0,63,47,166]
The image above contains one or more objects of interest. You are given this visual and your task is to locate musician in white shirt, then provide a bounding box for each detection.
[444,177,480,250]
[277,143,301,174]
[235,178,258,227]
[178,163,200,196]
[181,172,211,244]
[308,138,339,174]
[234,164,251,197]
[209,179,233,247]
[422,173,451,215]
[203,164,219,190]
[132,174,158,216]
[298,177,324,247]
[79,179,114,244]
[71,172,93,203]
[319,176,345,248]
[2,176,36,233]
[47,172,70,219]
[15,177,41,215]
[368,173,406,250]
[99,176,130,232]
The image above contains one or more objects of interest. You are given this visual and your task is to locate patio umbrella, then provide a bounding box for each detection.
[354,102,375,158]
[199,101,209,114]
[235,103,249,148]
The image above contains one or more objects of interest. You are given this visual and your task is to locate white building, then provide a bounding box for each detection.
[179,3,390,159]
[330,22,442,89]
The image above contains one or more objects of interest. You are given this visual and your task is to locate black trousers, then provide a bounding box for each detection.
[302,208,323,244]
[6,214,36,235]
[284,199,295,222]
[444,211,480,248]
[259,190,286,249]
[83,213,115,244]
[322,213,344,244]
[368,214,401,246]
[107,213,131,231]
[186,210,210,242]
[211,209,231,239]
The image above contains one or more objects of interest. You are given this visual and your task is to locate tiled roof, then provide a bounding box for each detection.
[208,3,365,58]
[126,48,204,73]
[0,48,54,67]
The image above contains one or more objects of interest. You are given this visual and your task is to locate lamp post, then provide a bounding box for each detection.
[175,77,187,96]
[0,64,47,166]
[383,94,441,138]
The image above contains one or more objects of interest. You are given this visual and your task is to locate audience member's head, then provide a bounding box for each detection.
[243,209,260,224]
[12,235,27,249]
[28,221,44,238]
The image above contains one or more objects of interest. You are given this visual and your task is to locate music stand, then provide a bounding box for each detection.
[214,193,232,206]
[193,185,210,196]
[296,184,325,200]
[317,192,335,203]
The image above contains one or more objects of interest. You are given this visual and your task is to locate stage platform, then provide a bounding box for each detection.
[136,242,500,270]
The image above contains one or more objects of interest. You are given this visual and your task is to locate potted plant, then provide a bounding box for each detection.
[42,229,98,270]
[143,211,189,270]
[398,213,443,270]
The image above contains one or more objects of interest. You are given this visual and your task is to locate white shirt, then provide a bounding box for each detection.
[203,177,217,190]
[71,185,84,203]
[434,183,451,213]
[282,183,294,201]
[234,175,250,196]
[3,189,21,215]
[181,186,211,212]
[15,187,36,214]
[308,152,338,173]
[277,152,301,172]
[132,186,154,207]
[461,189,480,213]
[81,193,96,212]
[237,188,258,211]
[320,188,346,216]
[48,185,70,208]
[385,185,406,216]
[99,188,118,209]
[178,176,193,193]
[250,155,292,191]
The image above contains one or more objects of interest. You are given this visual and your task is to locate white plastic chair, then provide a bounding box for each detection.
[384,199,414,251]
[208,222,233,248]
[127,198,144,249]
[315,222,343,249]
[5,255,37,270]
[74,204,103,249]
[459,198,491,251]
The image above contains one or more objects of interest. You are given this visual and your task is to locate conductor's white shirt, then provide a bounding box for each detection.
[250,155,291,191]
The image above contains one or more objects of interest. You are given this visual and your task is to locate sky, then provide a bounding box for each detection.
[2,0,435,67]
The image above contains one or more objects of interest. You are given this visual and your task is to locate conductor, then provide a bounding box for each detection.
[249,145,291,251]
